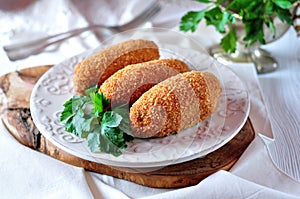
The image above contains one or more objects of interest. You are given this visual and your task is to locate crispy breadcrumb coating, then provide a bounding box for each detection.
[129,71,222,138]
[73,39,159,95]
[99,58,190,106]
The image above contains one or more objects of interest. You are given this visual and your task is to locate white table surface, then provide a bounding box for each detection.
[0,0,299,198]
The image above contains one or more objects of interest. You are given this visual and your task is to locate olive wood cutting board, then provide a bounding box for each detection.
[0,65,255,188]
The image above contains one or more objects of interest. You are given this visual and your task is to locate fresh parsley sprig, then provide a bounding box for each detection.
[180,0,297,53]
[60,85,133,157]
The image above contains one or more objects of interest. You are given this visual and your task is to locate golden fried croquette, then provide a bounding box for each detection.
[99,58,190,106]
[129,71,222,138]
[73,39,159,95]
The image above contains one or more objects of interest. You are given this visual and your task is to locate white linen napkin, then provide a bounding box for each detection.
[139,134,300,198]
[0,122,94,199]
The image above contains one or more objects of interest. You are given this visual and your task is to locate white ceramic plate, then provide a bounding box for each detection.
[30,30,250,168]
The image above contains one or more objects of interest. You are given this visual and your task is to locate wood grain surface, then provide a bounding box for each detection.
[0,66,255,188]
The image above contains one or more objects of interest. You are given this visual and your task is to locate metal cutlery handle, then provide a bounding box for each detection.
[3,1,161,61]
[4,25,116,51]
[4,25,117,61]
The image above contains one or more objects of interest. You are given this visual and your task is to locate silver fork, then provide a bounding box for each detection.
[3,1,161,61]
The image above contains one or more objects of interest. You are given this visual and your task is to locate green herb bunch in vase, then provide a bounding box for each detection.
[179,0,298,73]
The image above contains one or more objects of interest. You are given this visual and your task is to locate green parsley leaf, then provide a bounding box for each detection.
[60,96,88,134]
[103,127,126,147]
[87,131,101,152]
[101,111,122,128]
[221,29,237,53]
[243,19,266,46]
[242,1,264,20]
[112,104,132,135]
[65,116,75,133]
[90,92,110,116]
[228,0,255,10]
[179,0,295,53]
[274,5,294,24]
[272,0,292,9]
[85,85,99,96]
[60,86,133,157]
[179,10,206,32]
[264,18,276,38]
[60,98,73,121]
[73,110,86,137]
[100,111,133,155]
[98,128,123,156]
[205,7,229,33]
[266,1,275,15]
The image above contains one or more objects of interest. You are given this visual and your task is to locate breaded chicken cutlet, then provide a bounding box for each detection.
[73,39,159,95]
[129,71,222,138]
[99,58,190,106]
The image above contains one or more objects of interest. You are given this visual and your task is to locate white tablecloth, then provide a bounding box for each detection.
[0,1,300,198]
